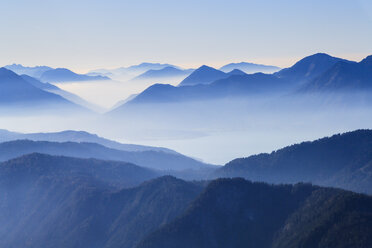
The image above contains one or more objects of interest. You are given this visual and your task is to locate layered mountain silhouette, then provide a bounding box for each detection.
[0,68,82,111]
[110,73,286,108]
[110,53,372,109]
[132,66,192,81]
[178,65,229,86]
[90,63,178,78]
[20,75,102,111]
[4,64,52,78]
[137,178,372,248]
[0,129,177,154]
[125,63,178,75]
[0,153,370,248]
[220,62,280,74]
[301,55,372,92]
[40,68,109,83]
[0,140,213,171]
[214,129,372,194]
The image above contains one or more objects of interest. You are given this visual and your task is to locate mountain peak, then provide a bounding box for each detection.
[198,65,214,70]
[40,68,109,83]
[227,69,246,75]
[361,55,372,65]
[275,53,353,84]
[178,65,227,86]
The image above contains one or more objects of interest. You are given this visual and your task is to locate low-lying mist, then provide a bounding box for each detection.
[54,76,188,110]
[1,92,372,164]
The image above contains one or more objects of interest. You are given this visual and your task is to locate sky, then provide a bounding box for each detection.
[1,0,371,72]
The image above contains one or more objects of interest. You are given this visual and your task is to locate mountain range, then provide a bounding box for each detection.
[0,154,370,248]
[109,53,372,109]
[89,63,178,78]
[39,68,109,83]
[110,72,285,108]
[4,64,52,78]
[90,61,279,79]
[5,64,110,83]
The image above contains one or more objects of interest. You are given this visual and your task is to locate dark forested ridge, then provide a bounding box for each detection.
[215,129,372,194]
[0,152,371,248]
[137,178,372,248]
[0,153,157,188]
[0,154,203,248]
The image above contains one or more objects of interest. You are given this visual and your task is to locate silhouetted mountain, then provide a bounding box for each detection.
[178,65,228,86]
[0,129,177,154]
[0,68,80,111]
[0,154,203,248]
[91,63,179,78]
[4,64,52,78]
[132,66,192,81]
[111,73,286,107]
[40,68,109,83]
[137,178,372,248]
[275,53,353,85]
[0,140,213,171]
[301,55,372,92]
[20,75,101,112]
[214,130,372,194]
[220,62,280,74]
[126,63,178,75]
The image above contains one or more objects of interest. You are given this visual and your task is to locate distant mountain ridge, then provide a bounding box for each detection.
[110,73,286,108]
[4,64,52,78]
[0,129,177,154]
[89,63,179,78]
[220,62,280,74]
[132,66,193,81]
[110,53,372,109]
[0,139,214,171]
[40,68,109,83]
[0,68,83,112]
[5,64,110,83]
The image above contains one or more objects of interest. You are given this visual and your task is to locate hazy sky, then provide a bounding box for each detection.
[1,0,371,72]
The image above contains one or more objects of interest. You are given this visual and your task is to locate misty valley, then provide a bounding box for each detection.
[1,52,372,248]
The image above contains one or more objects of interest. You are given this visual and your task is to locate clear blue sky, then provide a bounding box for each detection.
[1,0,371,72]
